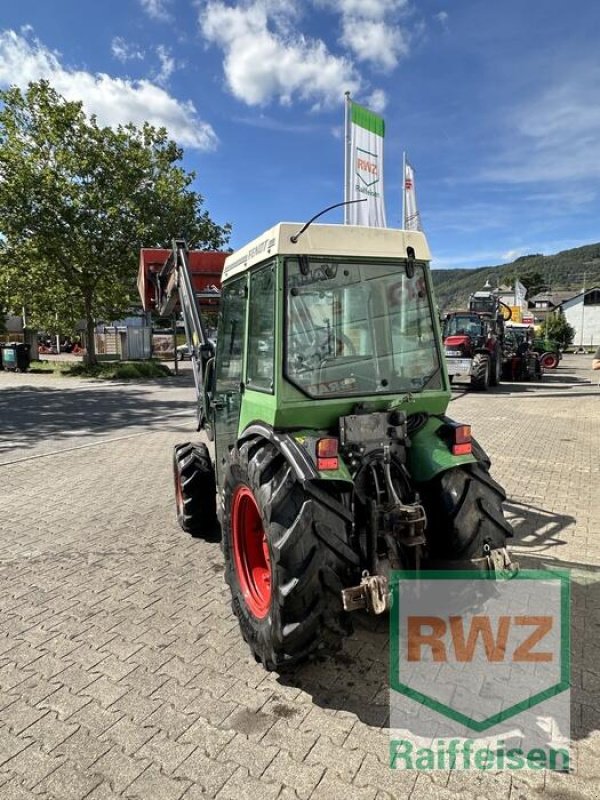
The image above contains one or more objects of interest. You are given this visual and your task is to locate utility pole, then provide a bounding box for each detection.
[579,271,587,349]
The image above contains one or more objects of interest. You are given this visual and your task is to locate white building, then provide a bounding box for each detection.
[560,287,600,348]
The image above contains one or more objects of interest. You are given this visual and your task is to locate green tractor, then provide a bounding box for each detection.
[141,222,517,669]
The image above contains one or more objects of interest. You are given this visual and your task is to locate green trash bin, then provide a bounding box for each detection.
[1,343,30,372]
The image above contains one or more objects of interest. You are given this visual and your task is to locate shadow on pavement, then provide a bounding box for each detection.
[505,499,576,553]
[0,384,194,459]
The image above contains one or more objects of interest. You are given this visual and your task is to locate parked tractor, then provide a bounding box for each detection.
[532,336,562,370]
[139,222,517,669]
[503,323,544,381]
[442,290,509,390]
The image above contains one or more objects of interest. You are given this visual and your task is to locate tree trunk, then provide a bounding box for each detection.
[84,293,97,366]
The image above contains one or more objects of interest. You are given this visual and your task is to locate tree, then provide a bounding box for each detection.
[518,270,546,298]
[539,314,575,348]
[0,81,230,363]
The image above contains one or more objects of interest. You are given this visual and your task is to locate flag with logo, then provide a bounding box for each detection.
[344,97,387,227]
[403,157,422,231]
[514,279,527,307]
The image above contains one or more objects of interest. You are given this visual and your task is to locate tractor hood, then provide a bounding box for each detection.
[444,334,470,349]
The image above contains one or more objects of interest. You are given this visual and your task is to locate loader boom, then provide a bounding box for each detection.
[138,239,227,428]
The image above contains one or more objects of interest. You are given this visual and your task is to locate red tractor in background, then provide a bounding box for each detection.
[443,290,511,390]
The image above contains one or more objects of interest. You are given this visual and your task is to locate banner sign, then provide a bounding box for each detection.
[345,99,387,227]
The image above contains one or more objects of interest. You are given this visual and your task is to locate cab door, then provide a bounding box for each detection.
[213,277,247,487]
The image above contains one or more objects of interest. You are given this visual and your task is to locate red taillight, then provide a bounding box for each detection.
[452,442,472,456]
[316,437,339,470]
[451,424,472,455]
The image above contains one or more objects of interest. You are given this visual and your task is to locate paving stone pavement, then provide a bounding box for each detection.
[0,356,598,799]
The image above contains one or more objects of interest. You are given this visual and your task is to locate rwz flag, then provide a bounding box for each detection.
[344,96,387,227]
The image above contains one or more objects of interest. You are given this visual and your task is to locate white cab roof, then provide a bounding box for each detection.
[223,223,431,281]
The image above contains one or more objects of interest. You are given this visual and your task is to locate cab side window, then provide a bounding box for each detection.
[215,278,247,392]
[246,265,275,392]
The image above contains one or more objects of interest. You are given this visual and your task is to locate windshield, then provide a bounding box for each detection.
[285,258,442,398]
[443,315,484,337]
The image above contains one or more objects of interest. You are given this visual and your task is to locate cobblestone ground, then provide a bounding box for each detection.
[0,356,598,799]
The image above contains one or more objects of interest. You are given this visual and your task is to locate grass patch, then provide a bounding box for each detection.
[28,360,172,380]
[28,361,71,374]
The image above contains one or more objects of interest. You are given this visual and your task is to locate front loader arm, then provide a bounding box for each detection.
[142,239,223,430]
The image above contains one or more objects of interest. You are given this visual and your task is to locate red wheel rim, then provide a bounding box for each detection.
[542,354,558,369]
[232,486,272,619]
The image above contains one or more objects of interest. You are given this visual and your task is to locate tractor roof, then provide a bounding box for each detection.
[223,223,431,281]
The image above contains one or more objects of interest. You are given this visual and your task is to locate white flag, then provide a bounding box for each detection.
[403,158,422,231]
[344,98,387,227]
[514,279,527,306]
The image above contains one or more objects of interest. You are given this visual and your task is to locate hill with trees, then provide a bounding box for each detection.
[432,243,600,311]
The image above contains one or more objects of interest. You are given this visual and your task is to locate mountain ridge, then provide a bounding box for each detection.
[431,242,600,311]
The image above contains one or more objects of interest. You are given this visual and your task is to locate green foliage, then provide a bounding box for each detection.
[0,81,231,362]
[28,359,172,379]
[518,270,545,297]
[538,315,575,348]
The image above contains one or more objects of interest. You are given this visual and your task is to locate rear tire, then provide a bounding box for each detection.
[541,352,558,370]
[173,442,218,538]
[222,438,360,669]
[470,354,490,390]
[420,462,514,567]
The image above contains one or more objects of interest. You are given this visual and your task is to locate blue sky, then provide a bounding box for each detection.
[1,0,599,269]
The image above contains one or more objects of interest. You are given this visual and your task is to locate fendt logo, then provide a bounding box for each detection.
[407,615,553,664]
[389,571,571,771]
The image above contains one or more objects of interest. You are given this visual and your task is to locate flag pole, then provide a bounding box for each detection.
[401,151,406,229]
[344,91,351,225]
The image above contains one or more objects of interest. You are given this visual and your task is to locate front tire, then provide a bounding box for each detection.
[420,462,514,570]
[470,353,490,390]
[222,438,360,669]
[173,442,218,538]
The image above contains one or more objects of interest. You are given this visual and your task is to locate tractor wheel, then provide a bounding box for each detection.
[420,461,514,569]
[470,353,490,390]
[541,352,559,370]
[222,438,360,669]
[173,442,218,538]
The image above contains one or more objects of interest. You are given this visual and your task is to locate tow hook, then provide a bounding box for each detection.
[485,544,519,577]
[342,572,389,614]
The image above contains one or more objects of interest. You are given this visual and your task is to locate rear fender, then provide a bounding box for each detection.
[407,416,477,483]
[238,423,354,487]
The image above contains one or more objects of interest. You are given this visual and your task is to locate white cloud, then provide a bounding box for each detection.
[366,88,387,113]
[320,0,410,70]
[111,37,144,62]
[154,45,177,86]
[199,1,360,107]
[341,20,408,71]
[431,249,507,270]
[502,248,529,262]
[0,29,217,151]
[325,0,406,20]
[435,11,449,27]
[139,0,172,21]
[482,61,600,184]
